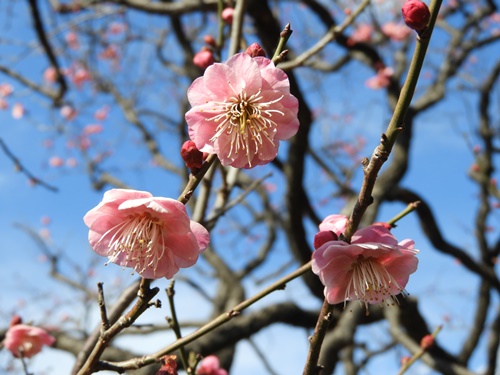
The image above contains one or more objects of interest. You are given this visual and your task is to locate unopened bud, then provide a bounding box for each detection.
[9,315,22,327]
[180,140,203,173]
[156,355,178,375]
[193,48,215,70]
[402,0,431,32]
[203,35,217,48]
[420,334,434,350]
[313,231,338,249]
[221,8,234,24]
[245,43,266,58]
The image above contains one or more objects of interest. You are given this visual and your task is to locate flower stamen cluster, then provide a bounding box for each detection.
[103,212,166,276]
[206,88,284,167]
[347,256,407,310]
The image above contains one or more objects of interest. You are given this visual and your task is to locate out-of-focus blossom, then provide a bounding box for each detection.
[66,31,79,49]
[60,105,78,121]
[83,124,103,135]
[193,48,215,70]
[94,105,110,121]
[108,22,127,35]
[365,67,394,89]
[221,8,234,24]
[245,43,266,58]
[312,215,419,309]
[0,83,13,97]
[347,24,373,46]
[40,216,51,226]
[402,0,431,32]
[66,158,78,167]
[181,140,204,172]
[44,67,58,84]
[185,53,299,168]
[12,103,25,119]
[71,66,91,88]
[83,189,210,279]
[381,22,412,41]
[0,98,8,110]
[197,355,228,375]
[4,324,55,358]
[100,44,119,61]
[49,156,64,167]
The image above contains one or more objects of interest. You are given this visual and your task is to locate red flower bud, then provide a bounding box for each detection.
[204,35,217,48]
[9,315,22,327]
[313,230,338,249]
[420,334,434,350]
[245,43,266,58]
[181,140,204,172]
[402,0,431,32]
[156,355,178,375]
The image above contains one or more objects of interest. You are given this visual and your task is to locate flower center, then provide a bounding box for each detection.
[100,212,166,277]
[205,87,284,166]
[346,256,406,314]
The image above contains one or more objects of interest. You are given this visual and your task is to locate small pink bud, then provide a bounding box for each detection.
[313,230,338,249]
[402,0,431,32]
[420,334,434,350]
[245,43,266,58]
[193,48,215,70]
[221,7,234,24]
[181,140,204,172]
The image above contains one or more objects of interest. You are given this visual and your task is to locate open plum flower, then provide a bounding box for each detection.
[83,189,210,279]
[4,324,56,358]
[185,52,299,169]
[312,215,418,308]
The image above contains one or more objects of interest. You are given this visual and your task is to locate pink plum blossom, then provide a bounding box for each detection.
[381,22,412,41]
[108,22,127,35]
[60,105,78,121]
[44,67,57,84]
[0,98,7,110]
[365,67,394,89]
[347,24,373,46]
[4,324,55,358]
[312,215,418,309]
[94,105,110,121]
[65,31,79,49]
[83,124,103,135]
[49,156,64,167]
[83,189,210,279]
[12,103,25,119]
[185,53,299,168]
[197,355,228,375]
[0,83,13,97]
